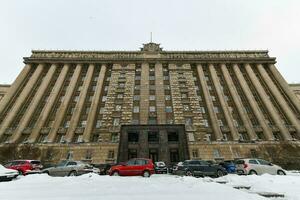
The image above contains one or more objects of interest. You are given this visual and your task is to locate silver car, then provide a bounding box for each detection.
[43,160,98,177]
[236,158,286,175]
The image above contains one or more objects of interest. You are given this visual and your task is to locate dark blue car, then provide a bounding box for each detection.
[219,160,236,173]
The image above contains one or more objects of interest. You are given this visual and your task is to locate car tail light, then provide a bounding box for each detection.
[243,163,248,169]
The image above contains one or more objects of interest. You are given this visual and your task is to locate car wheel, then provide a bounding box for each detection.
[249,170,257,175]
[112,171,119,176]
[142,170,150,177]
[68,171,77,176]
[185,170,193,176]
[277,170,286,175]
[217,170,224,177]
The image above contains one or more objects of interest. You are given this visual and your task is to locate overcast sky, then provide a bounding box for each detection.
[0,0,299,84]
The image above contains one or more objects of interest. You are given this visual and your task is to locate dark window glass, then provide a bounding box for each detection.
[168,132,179,142]
[128,132,139,142]
[249,159,259,164]
[148,131,159,142]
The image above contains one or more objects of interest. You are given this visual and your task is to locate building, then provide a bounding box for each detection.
[290,84,300,101]
[0,84,10,102]
[0,42,300,167]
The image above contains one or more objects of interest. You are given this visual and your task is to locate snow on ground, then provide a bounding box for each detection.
[0,173,299,200]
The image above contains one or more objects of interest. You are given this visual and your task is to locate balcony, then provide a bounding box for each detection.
[57,127,67,133]
[220,126,230,132]
[40,127,51,134]
[75,127,85,134]
[22,127,32,134]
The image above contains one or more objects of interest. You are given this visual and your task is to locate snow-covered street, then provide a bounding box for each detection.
[0,173,300,200]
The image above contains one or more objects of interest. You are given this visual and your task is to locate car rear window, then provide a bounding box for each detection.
[249,159,259,164]
[136,159,147,165]
[30,161,41,165]
[235,160,245,164]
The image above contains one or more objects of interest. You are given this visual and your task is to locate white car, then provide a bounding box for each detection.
[236,158,286,175]
[0,164,19,181]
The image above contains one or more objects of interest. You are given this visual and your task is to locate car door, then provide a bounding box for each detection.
[135,159,146,175]
[121,159,136,176]
[64,161,77,176]
[199,160,215,176]
[257,159,274,174]
[248,159,262,174]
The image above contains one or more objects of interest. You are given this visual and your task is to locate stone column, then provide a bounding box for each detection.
[209,64,240,141]
[196,64,222,140]
[48,64,82,142]
[0,64,44,140]
[233,64,274,140]
[29,64,69,142]
[83,64,107,142]
[269,64,300,114]
[140,63,149,124]
[257,64,300,135]
[10,64,57,143]
[0,64,32,116]
[65,64,95,142]
[245,64,291,140]
[221,64,257,140]
[155,63,166,124]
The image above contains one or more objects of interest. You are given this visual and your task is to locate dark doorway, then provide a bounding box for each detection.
[149,149,158,162]
[170,149,179,162]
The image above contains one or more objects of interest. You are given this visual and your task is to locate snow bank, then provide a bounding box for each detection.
[0,173,299,200]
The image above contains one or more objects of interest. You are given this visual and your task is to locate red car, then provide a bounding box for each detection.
[4,160,43,175]
[109,158,155,177]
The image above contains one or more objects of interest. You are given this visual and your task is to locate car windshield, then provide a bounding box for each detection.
[57,160,68,167]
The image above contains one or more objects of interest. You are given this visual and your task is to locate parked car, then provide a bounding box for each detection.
[43,160,98,177]
[173,160,227,177]
[4,160,43,175]
[219,160,236,173]
[91,163,115,175]
[109,158,155,177]
[154,161,168,174]
[236,158,286,175]
[170,162,183,174]
[0,164,19,181]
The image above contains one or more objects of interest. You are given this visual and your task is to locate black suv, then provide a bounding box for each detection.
[173,160,227,177]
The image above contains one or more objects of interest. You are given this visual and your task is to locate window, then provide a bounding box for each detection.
[257,159,270,165]
[233,120,239,127]
[85,150,93,160]
[249,159,259,164]
[165,95,171,100]
[185,117,192,125]
[95,120,102,128]
[117,94,123,99]
[99,107,105,114]
[115,105,122,111]
[135,76,141,80]
[74,96,80,102]
[149,85,156,90]
[199,107,205,113]
[218,120,223,127]
[85,107,90,114]
[133,95,140,101]
[213,106,219,113]
[89,96,93,102]
[104,86,109,91]
[213,149,221,158]
[205,134,211,141]
[134,85,140,90]
[168,132,178,142]
[201,119,209,127]
[149,95,155,101]
[165,106,172,113]
[119,83,125,88]
[148,131,159,142]
[250,149,257,158]
[92,134,99,142]
[207,85,212,90]
[111,133,118,142]
[163,76,169,80]
[183,104,190,111]
[66,151,73,160]
[192,149,199,158]
[108,150,115,159]
[188,132,195,142]
[92,86,96,91]
[77,86,83,91]
[64,121,70,128]
[128,132,139,142]
[133,106,140,113]
[164,85,170,90]
[224,95,229,101]
[102,96,107,102]
[149,76,155,80]
[166,119,174,124]
[149,106,156,112]
[211,96,216,101]
[80,121,87,128]
[223,133,228,141]
[113,118,120,126]
[148,117,157,124]
[170,149,179,162]
[131,119,139,124]
[181,93,188,99]
[94,76,99,81]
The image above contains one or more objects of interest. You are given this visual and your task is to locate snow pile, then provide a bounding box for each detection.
[0,173,299,200]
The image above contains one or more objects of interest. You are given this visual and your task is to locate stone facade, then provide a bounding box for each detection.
[0,43,300,169]
[0,84,10,103]
[290,84,300,101]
